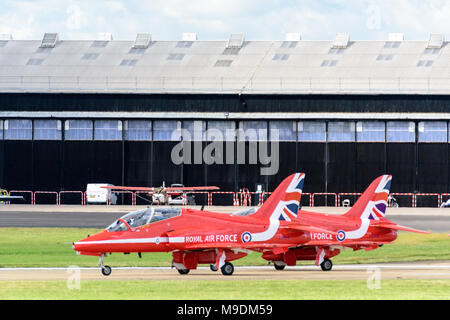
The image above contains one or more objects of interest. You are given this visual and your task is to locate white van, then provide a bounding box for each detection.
[85,183,117,205]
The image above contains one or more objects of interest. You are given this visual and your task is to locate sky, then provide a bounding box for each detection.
[0,0,450,41]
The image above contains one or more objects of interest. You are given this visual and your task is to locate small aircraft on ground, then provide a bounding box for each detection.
[102,183,219,205]
[73,173,429,276]
[0,189,24,204]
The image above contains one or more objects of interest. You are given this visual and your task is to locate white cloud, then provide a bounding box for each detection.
[0,0,448,41]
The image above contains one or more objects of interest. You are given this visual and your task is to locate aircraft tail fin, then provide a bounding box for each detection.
[250,173,305,221]
[344,175,392,220]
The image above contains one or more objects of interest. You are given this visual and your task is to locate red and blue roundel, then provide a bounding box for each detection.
[337,230,346,242]
[241,232,252,243]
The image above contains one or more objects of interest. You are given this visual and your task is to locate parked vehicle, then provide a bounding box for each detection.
[86,183,117,205]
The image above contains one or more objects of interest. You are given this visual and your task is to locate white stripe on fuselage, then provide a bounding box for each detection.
[74,237,185,246]
[344,219,370,240]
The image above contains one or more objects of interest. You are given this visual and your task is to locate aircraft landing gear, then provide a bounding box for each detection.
[220,262,234,276]
[177,269,190,275]
[320,258,333,271]
[101,265,112,276]
[99,253,112,276]
[210,263,218,272]
[274,261,286,271]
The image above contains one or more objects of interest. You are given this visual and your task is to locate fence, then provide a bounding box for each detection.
[107,190,135,206]
[3,190,450,208]
[59,191,85,205]
[183,191,211,206]
[338,193,362,207]
[311,193,338,207]
[389,193,416,208]
[415,193,441,208]
[210,192,237,206]
[34,191,59,205]
[9,190,34,204]
[301,193,312,208]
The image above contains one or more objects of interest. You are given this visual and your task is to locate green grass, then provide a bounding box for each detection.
[0,279,448,300]
[0,228,449,268]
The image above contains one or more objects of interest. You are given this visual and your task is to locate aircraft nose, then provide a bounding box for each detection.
[73,230,107,253]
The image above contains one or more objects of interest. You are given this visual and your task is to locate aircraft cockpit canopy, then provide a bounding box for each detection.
[232,207,258,216]
[106,207,181,232]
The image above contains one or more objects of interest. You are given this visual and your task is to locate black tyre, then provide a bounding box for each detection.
[320,259,333,271]
[101,265,112,276]
[210,263,218,272]
[220,262,234,276]
[274,263,286,271]
[177,269,190,275]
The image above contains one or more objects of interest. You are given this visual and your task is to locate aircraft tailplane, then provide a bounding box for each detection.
[250,173,305,221]
[344,175,392,221]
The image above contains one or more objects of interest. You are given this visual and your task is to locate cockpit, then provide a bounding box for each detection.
[106,207,182,232]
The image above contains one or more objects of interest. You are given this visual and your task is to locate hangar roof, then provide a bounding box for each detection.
[1,35,450,94]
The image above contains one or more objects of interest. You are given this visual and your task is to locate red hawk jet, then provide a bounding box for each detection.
[73,173,428,276]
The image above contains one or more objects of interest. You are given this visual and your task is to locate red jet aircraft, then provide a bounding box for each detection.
[73,173,429,276]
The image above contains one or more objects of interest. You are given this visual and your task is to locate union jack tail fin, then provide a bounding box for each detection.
[344,175,391,220]
[250,173,305,221]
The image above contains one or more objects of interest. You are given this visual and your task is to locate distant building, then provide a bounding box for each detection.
[0,33,449,206]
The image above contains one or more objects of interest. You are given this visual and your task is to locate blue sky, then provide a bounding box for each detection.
[0,0,449,41]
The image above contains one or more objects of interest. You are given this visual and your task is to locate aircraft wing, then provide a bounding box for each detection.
[101,186,155,192]
[182,242,291,251]
[101,186,219,192]
[165,186,220,192]
[0,195,24,201]
[372,221,430,234]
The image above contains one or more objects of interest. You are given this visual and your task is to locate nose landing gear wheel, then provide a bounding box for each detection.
[220,262,234,276]
[101,265,112,276]
[98,254,112,276]
[320,259,333,271]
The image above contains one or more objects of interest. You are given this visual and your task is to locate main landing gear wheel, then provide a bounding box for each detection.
[210,263,218,272]
[274,263,286,271]
[220,262,234,276]
[101,265,112,276]
[320,258,333,271]
[177,269,190,275]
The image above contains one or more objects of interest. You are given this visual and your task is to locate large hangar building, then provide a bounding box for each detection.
[0,32,449,205]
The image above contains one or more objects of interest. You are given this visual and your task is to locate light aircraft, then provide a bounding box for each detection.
[73,173,429,276]
[102,183,219,205]
[0,189,24,203]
